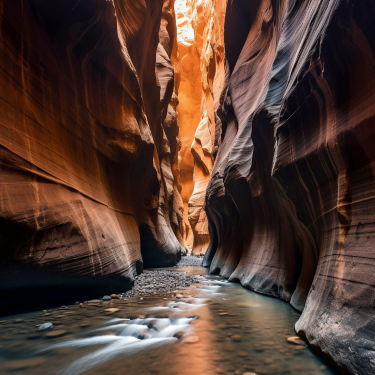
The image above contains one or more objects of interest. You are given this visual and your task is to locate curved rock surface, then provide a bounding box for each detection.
[203,0,375,373]
[1,0,375,373]
[175,0,226,254]
[0,0,183,308]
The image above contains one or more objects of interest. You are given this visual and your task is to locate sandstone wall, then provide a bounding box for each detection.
[175,0,227,254]
[0,0,183,308]
[203,0,375,373]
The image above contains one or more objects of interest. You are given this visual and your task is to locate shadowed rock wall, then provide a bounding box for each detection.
[204,0,375,373]
[0,0,183,308]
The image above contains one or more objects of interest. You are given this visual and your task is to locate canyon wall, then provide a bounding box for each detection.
[176,0,226,254]
[0,0,183,308]
[203,0,375,373]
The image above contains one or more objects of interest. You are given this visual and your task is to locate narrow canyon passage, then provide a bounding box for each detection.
[0,0,374,375]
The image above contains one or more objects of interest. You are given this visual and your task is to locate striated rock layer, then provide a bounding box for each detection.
[203,0,375,373]
[0,0,183,308]
[175,0,226,254]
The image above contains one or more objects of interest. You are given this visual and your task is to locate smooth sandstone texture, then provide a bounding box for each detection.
[175,0,226,254]
[175,0,203,251]
[203,0,375,374]
[0,0,183,307]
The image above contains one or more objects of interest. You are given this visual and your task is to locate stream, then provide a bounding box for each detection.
[0,266,338,375]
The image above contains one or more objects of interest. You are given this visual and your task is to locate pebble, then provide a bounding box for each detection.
[235,302,257,308]
[237,351,249,357]
[293,345,306,350]
[287,336,305,345]
[14,319,24,323]
[232,335,242,342]
[176,294,183,299]
[185,336,200,344]
[218,312,228,316]
[102,295,111,301]
[110,294,120,299]
[123,269,200,298]
[46,330,67,338]
[38,322,53,331]
[175,255,203,267]
[105,308,119,313]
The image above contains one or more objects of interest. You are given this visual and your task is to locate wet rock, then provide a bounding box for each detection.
[232,335,242,342]
[185,336,200,344]
[173,331,185,339]
[46,330,67,338]
[293,345,306,350]
[235,302,257,308]
[237,351,249,357]
[105,308,119,313]
[147,320,159,330]
[138,329,149,339]
[38,322,53,331]
[5,358,45,370]
[287,337,305,346]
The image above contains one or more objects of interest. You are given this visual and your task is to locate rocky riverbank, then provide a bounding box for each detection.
[175,255,204,267]
[122,268,201,299]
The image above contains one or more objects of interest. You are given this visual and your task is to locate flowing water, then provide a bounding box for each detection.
[0,266,338,375]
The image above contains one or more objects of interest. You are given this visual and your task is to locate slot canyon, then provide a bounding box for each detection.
[0,0,374,375]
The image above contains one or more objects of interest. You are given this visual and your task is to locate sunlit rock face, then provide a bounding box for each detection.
[175,0,226,254]
[204,0,375,373]
[0,0,183,307]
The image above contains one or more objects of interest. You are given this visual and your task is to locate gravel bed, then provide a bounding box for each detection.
[123,270,200,298]
[176,255,204,267]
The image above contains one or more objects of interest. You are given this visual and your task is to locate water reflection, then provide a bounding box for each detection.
[0,267,337,375]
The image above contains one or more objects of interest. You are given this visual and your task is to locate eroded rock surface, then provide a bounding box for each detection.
[0,0,183,307]
[203,0,375,373]
[175,0,226,254]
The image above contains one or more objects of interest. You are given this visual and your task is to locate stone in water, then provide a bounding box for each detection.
[186,336,200,344]
[38,322,53,331]
[287,336,305,345]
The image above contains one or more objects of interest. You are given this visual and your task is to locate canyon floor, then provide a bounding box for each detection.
[0,257,338,375]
